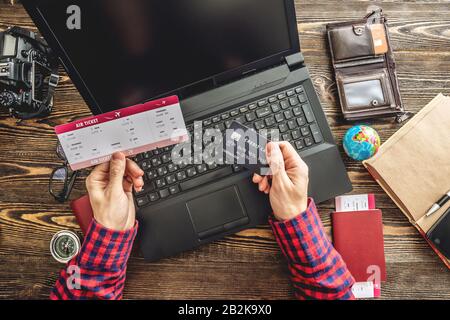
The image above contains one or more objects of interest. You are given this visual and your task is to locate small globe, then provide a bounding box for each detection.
[343,125,380,161]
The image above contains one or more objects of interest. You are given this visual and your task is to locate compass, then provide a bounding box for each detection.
[50,230,81,263]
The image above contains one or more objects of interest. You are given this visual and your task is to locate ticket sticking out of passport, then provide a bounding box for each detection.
[223,121,271,175]
[55,96,188,170]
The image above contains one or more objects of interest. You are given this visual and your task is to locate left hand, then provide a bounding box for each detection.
[86,152,144,231]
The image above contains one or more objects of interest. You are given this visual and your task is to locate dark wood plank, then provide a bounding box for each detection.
[0,0,449,299]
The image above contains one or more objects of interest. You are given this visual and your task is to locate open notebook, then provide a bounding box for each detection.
[363,94,450,268]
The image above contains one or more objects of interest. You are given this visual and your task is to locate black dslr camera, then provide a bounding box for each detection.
[0,26,59,119]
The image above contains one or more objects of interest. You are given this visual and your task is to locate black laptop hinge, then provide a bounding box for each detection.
[285,53,305,71]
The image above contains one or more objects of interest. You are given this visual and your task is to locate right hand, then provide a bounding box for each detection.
[252,141,309,221]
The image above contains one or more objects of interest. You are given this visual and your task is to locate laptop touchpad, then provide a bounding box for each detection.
[187,186,248,239]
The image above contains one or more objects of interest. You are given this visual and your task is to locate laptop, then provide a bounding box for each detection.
[24,0,352,261]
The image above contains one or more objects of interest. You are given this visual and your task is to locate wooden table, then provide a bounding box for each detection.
[1,0,449,300]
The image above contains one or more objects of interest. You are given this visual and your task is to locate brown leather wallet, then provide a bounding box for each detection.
[327,7,410,122]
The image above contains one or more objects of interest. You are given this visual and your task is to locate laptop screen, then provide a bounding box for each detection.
[35,0,293,112]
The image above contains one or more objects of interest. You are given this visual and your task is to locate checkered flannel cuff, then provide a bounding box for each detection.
[76,219,138,271]
[269,198,333,265]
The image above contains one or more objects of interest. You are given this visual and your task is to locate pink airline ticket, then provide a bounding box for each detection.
[55,96,188,170]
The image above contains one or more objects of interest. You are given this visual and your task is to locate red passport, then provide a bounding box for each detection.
[332,209,387,282]
[70,194,94,235]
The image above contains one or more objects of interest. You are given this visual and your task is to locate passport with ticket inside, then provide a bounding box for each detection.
[332,209,387,283]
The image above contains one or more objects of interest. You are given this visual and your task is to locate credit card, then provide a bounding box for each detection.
[223,121,271,175]
[55,96,188,170]
[370,24,388,55]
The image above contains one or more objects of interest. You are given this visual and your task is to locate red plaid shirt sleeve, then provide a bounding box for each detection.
[50,219,138,300]
[269,198,355,300]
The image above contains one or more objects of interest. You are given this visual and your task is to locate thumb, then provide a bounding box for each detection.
[267,142,288,182]
[109,152,126,192]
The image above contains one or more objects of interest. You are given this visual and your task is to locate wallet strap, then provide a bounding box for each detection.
[365,5,413,123]
[365,5,383,23]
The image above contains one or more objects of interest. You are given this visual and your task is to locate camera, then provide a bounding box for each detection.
[0,26,59,119]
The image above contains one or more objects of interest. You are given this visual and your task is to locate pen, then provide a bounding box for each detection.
[426,189,450,217]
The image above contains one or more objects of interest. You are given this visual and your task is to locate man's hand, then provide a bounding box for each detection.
[252,141,309,221]
[86,152,144,231]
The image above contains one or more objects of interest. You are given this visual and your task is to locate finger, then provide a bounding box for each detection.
[125,159,144,188]
[278,141,309,181]
[259,182,271,194]
[109,152,127,192]
[266,142,288,183]
[253,174,263,183]
[257,182,265,192]
[133,176,144,190]
[125,159,144,190]
[125,171,145,190]
[278,140,298,156]
[123,175,142,191]
[126,159,144,178]
[126,193,136,228]
[85,161,110,193]
[261,177,271,193]
[278,141,303,168]
[122,177,134,193]
[89,161,110,180]
[258,176,269,192]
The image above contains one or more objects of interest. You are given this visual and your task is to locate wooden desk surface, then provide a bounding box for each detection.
[1,0,449,300]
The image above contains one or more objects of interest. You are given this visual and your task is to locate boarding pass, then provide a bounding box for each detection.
[55,96,188,170]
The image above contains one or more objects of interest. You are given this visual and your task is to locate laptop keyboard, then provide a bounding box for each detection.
[132,85,323,207]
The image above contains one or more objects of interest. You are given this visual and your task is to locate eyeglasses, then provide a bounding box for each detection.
[49,143,79,202]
